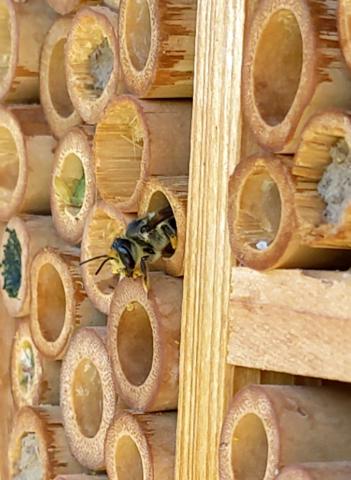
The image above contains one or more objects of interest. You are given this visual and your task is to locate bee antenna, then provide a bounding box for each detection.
[95,257,114,275]
[79,254,110,266]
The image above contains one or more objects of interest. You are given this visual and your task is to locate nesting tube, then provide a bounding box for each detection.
[242,0,351,153]
[40,17,81,139]
[51,126,96,245]
[228,155,350,270]
[0,0,57,103]
[80,200,134,314]
[108,273,182,411]
[46,0,102,15]
[105,411,177,480]
[30,247,105,360]
[11,321,60,407]
[119,0,196,98]
[0,105,56,221]
[55,476,107,480]
[276,463,351,480]
[65,6,123,124]
[94,95,191,212]
[104,0,119,9]
[0,215,68,317]
[138,176,188,276]
[219,385,351,480]
[339,1,351,74]
[8,406,84,479]
[61,327,117,470]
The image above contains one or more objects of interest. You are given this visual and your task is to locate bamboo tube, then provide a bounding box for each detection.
[276,463,351,480]
[65,6,124,124]
[138,176,188,277]
[8,406,84,479]
[0,105,56,222]
[118,0,196,98]
[40,17,81,139]
[30,247,105,360]
[46,0,102,15]
[219,385,351,480]
[0,215,68,317]
[0,0,57,103]
[228,155,351,270]
[11,321,60,408]
[242,0,351,153]
[105,411,177,480]
[55,476,107,480]
[104,0,119,9]
[108,273,182,411]
[80,200,134,314]
[51,126,96,245]
[60,327,117,470]
[339,1,351,73]
[94,95,191,212]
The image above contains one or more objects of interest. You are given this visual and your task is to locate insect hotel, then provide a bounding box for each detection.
[1,0,351,479]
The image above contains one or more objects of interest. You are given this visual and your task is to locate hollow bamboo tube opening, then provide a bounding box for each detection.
[0,105,56,221]
[30,247,105,359]
[119,0,196,98]
[138,176,188,276]
[105,411,177,480]
[60,327,117,470]
[8,406,84,479]
[219,385,351,480]
[11,321,60,408]
[65,6,122,124]
[94,95,191,212]
[276,463,351,480]
[242,0,351,153]
[46,0,102,15]
[51,127,96,245]
[108,273,182,411]
[40,17,81,139]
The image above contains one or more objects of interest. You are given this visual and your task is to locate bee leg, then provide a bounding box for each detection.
[141,257,149,292]
[162,223,178,250]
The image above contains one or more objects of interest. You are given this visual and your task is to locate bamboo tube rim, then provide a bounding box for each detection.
[0,0,17,101]
[46,0,100,15]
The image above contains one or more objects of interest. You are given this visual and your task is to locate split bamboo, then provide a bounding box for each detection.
[0,105,56,221]
[0,0,57,103]
[242,0,351,153]
[60,327,117,470]
[51,126,96,245]
[30,247,105,360]
[108,273,182,411]
[46,0,102,15]
[118,0,196,98]
[94,95,191,212]
[40,17,81,139]
[11,320,60,407]
[276,463,351,480]
[80,200,134,314]
[138,176,188,277]
[105,411,177,480]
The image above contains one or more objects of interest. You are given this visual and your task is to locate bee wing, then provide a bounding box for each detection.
[145,205,174,231]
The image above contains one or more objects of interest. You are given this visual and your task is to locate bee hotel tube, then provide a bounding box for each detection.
[108,273,182,411]
[11,321,60,408]
[105,411,177,480]
[0,105,56,222]
[119,0,196,98]
[276,463,351,480]
[55,476,107,480]
[30,247,105,360]
[60,327,117,470]
[46,0,102,15]
[242,0,351,153]
[339,1,351,74]
[138,176,188,277]
[94,95,191,212]
[104,0,119,9]
[8,406,84,479]
[219,385,351,480]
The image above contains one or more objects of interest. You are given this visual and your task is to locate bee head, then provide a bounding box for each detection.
[110,238,136,277]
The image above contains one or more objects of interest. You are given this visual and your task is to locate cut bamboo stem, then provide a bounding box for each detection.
[0,215,68,317]
[51,126,96,245]
[46,0,102,15]
[80,200,134,314]
[228,155,351,270]
[94,95,191,212]
[30,247,105,360]
[60,327,117,470]
[104,0,119,9]
[242,0,351,153]
[119,0,196,98]
[276,463,351,480]
[8,405,84,479]
[108,273,182,411]
[11,320,60,408]
[65,6,124,124]
[339,1,351,74]
[40,17,81,139]
[55,476,107,480]
[138,176,188,276]
[0,0,57,103]
[105,411,177,480]
[0,105,56,221]
[219,385,351,480]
